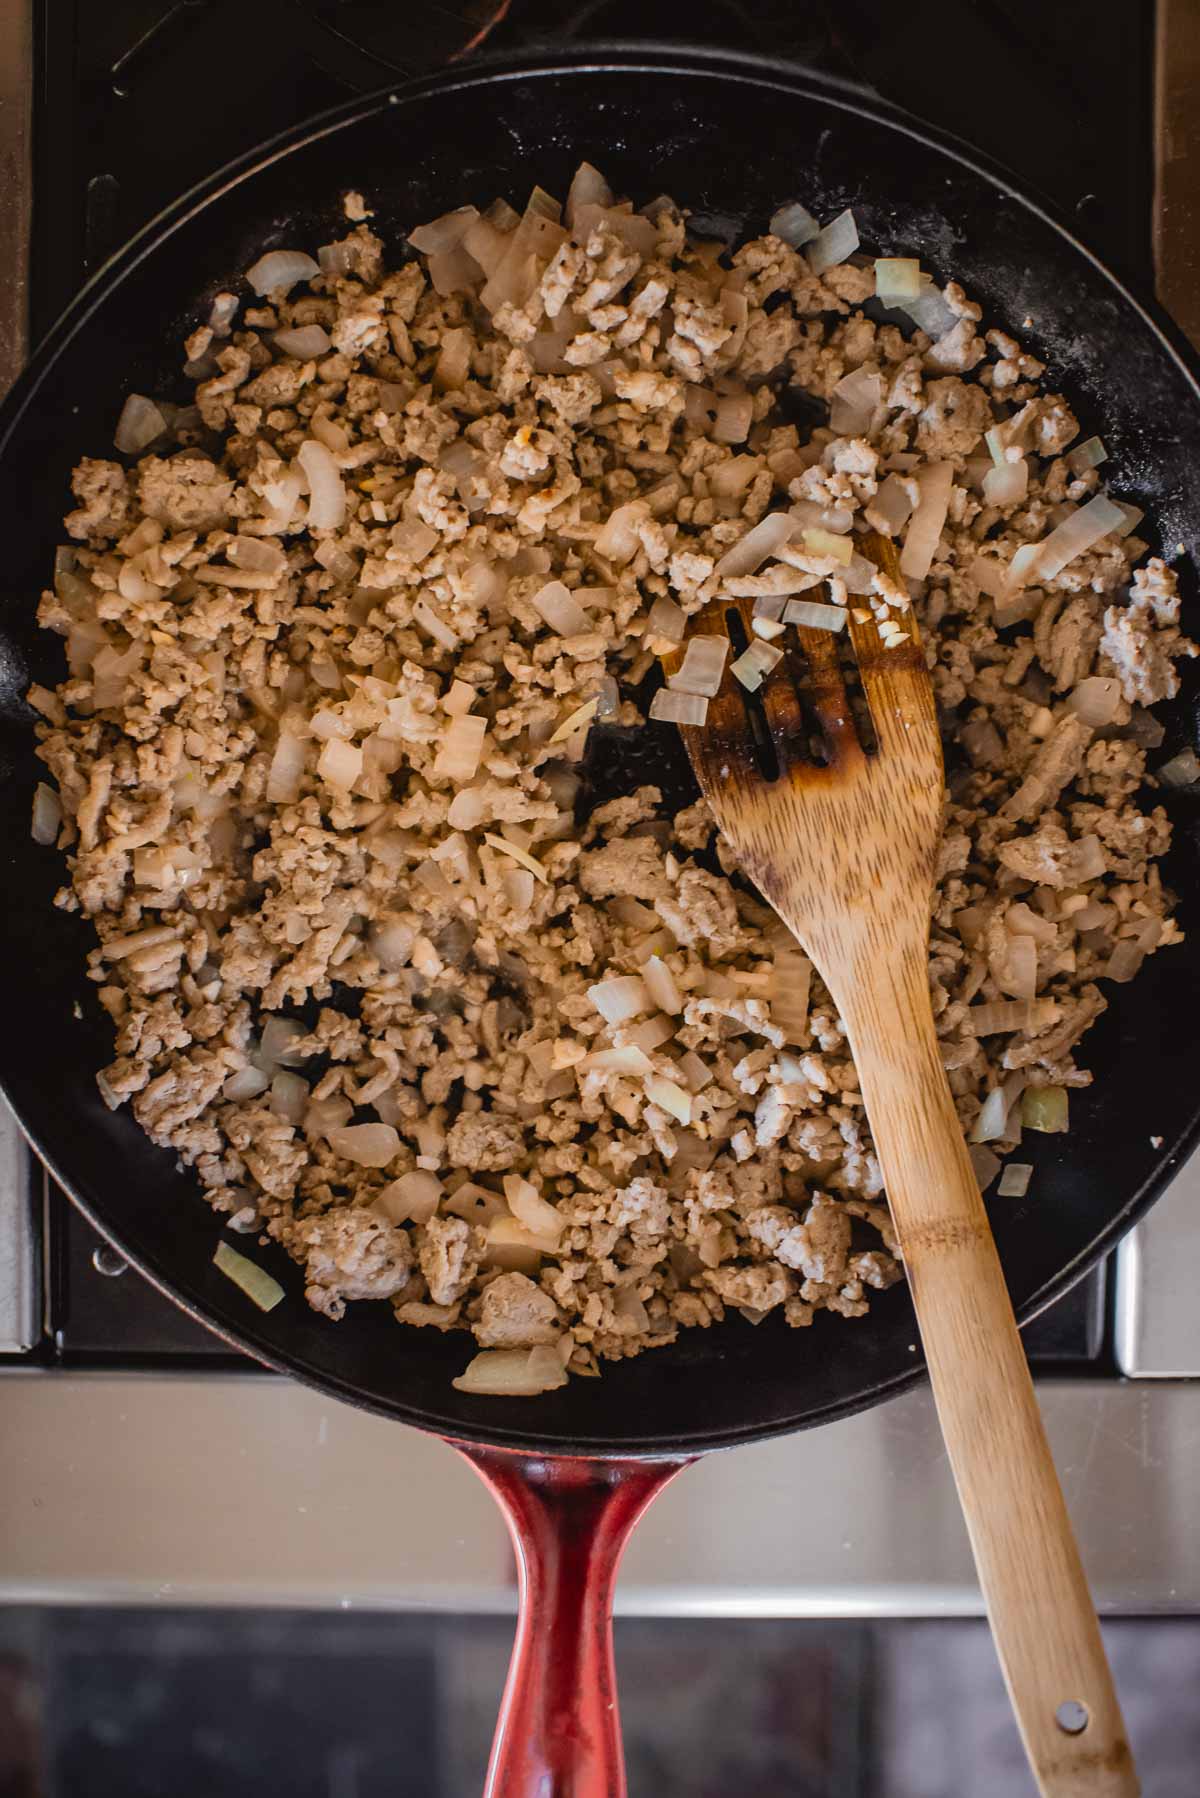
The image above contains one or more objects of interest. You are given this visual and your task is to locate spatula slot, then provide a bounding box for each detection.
[724,606,780,782]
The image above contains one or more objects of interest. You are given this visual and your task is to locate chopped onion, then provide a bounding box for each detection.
[731,640,783,692]
[266,720,307,803]
[304,1094,353,1138]
[565,162,613,228]
[641,954,682,1014]
[782,599,848,632]
[297,439,346,531]
[209,292,238,335]
[31,781,61,846]
[644,1075,692,1125]
[997,932,1037,1002]
[806,208,858,275]
[872,474,916,536]
[587,974,650,1025]
[752,617,786,641]
[647,595,686,643]
[802,527,853,565]
[452,1346,567,1397]
[317,737,362,790]
[830,368,881,436]
[274,323,331,358]
[896,278,958,340]
[997,1163,1033,1199]
[669,634,729,698]
[549,697,598,744]
[1021,1085,1068,1134]
[377,1169,443,1225]
[432,714,486,783]
[1026,492,1127,583]
[326,1123,400,1168]
[715,512,796,578]
[650,689,709,726]
[213,1240,285,1312]
[769,201,820,248]
[627,1015,674,1053]
[1067,677,1123,728]
[1069,834,1107,882]
[982,459,1029,507]
[270,1072,309,1125]
[259,1017,308,1068]
[504,1174,564,1243]
[1007,903,1057,946]
[114,394,167,454]
[245,249,320,297]
[532,580,590,636]
[483,833,549,885]
[483,1216,559,1270]
[586,1044,655,1076]
[1111,501,1144,538]
[594,501,648,566]
[712,392,754,444]
[223,1065,271,1102]
[970,1086,1011,1143]
[1156,747,1200,788]
[969,1144,1002,1191]
[900,461,953,580]
[408,206,479,254]
[1067,436,1107,474]
[874,257,920,300]
[965,998,1059,1036]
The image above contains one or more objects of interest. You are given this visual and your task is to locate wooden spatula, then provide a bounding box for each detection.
[668,531,1139,1797]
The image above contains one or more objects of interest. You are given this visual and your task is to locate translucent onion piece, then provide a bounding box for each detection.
[452,1346,568,1396]
[114,394,167,454]
[1067,436,1107,474]
[900,461,953,580]
[1069,834,1107,882]
[317,737,362,790]
[31,781,62,845]
[647,595,686,643]
[970,1086,1011,1143]
[245,249,320,296]
[649,688,709,726]
[274,324,331,358]
[483,833,549,885]
[997,1163,1033,1199]
[806,208,859,275]
[1028,492,1127,582]
[483,1217,560,1269]
[209,292,238,335]
[1158,747,1200,788]
[594,501,647,565]
[627,1015,674,1053]
[223,1065,271,1102]
[1111,501,1144,538]
[1006,903,1057,946]
[896,278,958,340]
[1021,1085,1069,1134]
[504,1174,564,1242]
[213,1240,285,1312]
[297,439,346,530]
[842,553,878,596]
[532,580,590,635]
[269,1072,309,1126]
[377,1169,443,1225]
[1067,677,1123,728]
[407,205,479,254]
[587,974,650,1025]
[668,634,729,697]
[432,714,487,783]
[731,640,783,691]
[998,933,1037,1002]
[715,512,796,578]
[586,1044,654,1076]
[966,998,1059,1037]
[982,459,1029,507]
[782,599,848,632]
[266,721,307,803]
[872,474,916,536]
[712,392,754,444]
[802,527,853,565]
[565,162,613,229]
[769,201,820,247]
[874,257,920,300]
[259,1016,308,1068]
[829,368,881,436]
[644,1075,692,1125]
[549,697,598,744]
[641,954,682,1014]
[326,1123,401,1168]
[752,617,786,641]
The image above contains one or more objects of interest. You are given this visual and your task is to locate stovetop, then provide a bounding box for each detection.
[0,0,1164,1372]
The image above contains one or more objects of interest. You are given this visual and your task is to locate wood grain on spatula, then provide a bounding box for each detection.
[666,532,1139,1798]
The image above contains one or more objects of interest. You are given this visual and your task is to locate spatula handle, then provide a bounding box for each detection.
[838,939,1138,1797]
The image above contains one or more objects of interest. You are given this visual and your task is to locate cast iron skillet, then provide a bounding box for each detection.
[1,46,1199,1794]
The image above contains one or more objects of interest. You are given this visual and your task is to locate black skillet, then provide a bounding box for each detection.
[2,45,1199,1796]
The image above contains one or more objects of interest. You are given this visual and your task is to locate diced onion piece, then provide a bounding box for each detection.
[1028,492,1127,582]
[274,323,331,358]
[969,1144,1002,1191]
[483,1217,558,1271]
[1006,903,1057,946]
[432,714,486,782]
[504,1174,564,1243]
[668,634,729,697]
[223,1065,271,1102]
[874,257,920,300]
[715,512,796,578]
[483,833,549,885]
[586,1044,655,1076]
[114,393,167,454]
[266,720,307,803]
[1067,677,1123,728]
[782,599,848,632]
[644,1075,692,1125]
[1157,747,1200,788]
[297,438,346,530]
[532,580,590,635]
[677,1052,712,1094]
[752,617,786,641]
[982,459,1029,507]
[965,998,1059,1036]
[768,944,812,1044]
[970,1086,1011,1143]
[900,461,953,580]
[549,697,598,744]
[245,249,320,296]
[1021,1085,1068,1134]
[587,974,650,1025]
[452,1346,568,1396]
[998,932,1037,1002]
[326,1123,401,1168]
[769,201,820,247]
[1067,436,1107,474]
[997,1163,1033,1199]
[270,1072,309,1125]
[627,1015,674,1053]
[1069,834,1106,882]
[647,595,686,643]
[802,527,853,565]
[594,501,647,565]
[413,599,459,652]
[408,205,479,254]
[896,277,958,340]
[829,368,881,436]
[259,1017,308,1068]
[31,781,62,846]
[565,162,613,228]
[304,1094,353,1138]
[806,208,858,275]
[317,737,362,790]
[213,1239,285,1311]
[650,688,709,726]
[731,640,782,692]
[641,954,682,1015]
[872,474,916,535]
[378,1169,443,1224]
[1111,501,1144,538]
[712,392,753,444]
[502,868,535,912]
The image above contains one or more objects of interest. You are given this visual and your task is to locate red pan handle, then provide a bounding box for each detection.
[457,1445,690,1797]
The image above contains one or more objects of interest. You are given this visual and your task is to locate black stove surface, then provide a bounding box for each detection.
[30,0,1146,1370]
